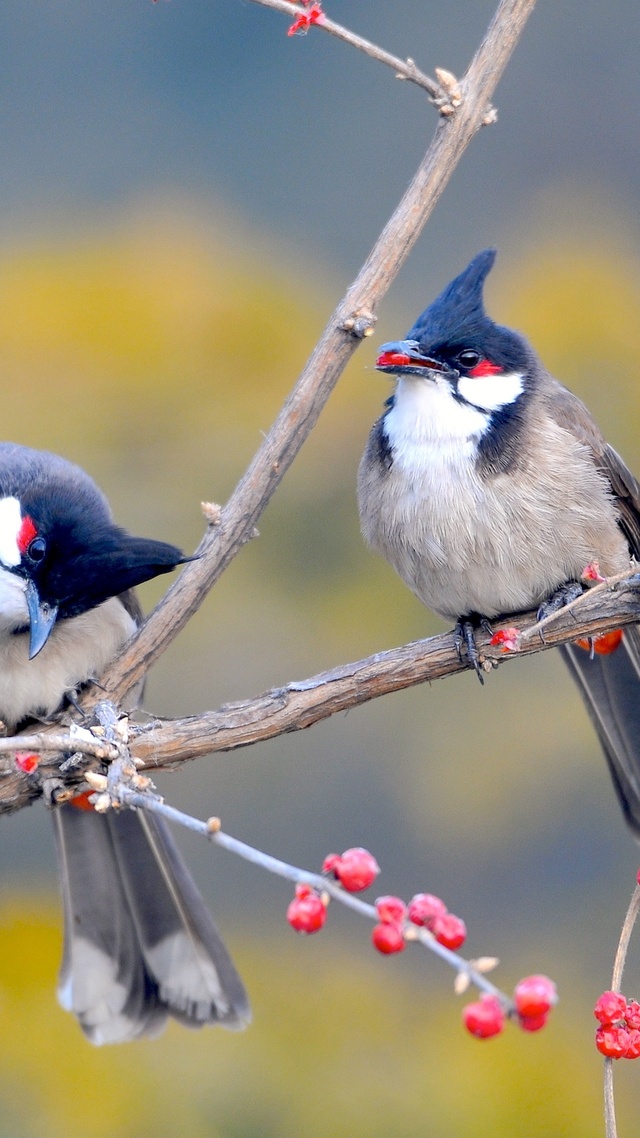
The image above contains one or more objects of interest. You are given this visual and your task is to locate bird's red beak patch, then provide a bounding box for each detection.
[376,350,442,370]
[376,350,415,368]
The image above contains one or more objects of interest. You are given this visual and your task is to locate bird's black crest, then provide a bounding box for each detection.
[406,250,532,375]
[407,250,497,346]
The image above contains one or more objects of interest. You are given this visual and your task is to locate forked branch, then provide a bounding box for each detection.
[90,0,537,710]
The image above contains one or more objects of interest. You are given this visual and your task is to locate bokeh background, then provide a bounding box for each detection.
[0,2,640,1135]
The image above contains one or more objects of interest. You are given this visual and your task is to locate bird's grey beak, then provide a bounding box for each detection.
[25,579,59,659]
[375,340,456,379]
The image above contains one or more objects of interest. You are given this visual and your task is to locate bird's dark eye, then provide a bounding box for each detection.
[457,350,481,369]
[27,537,46,563]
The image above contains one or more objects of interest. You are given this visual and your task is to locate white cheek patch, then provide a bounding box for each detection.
[0,497,24,567]
[457,371,524,412]
[0,566,27,630]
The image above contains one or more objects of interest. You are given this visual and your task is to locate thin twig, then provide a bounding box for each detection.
[89,0,537,712]
[0,733,116,762]
[610,884,640,992]
[604,1062,617,1138]
[604,882,640,1138]
[517,567,640,648]
[119,786,509,1002]
[247,0,447,103]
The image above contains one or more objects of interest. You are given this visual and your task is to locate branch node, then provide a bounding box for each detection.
[41,776,70,807]
[201,501,223,526]
[84,770,108,792]
[434,67,463,107]
[340,308,377,339]
[454,971,471,995]
[482,105,498,126]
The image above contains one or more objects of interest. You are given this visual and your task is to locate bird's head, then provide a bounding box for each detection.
[376,250,535,418]
[0,446,186,658]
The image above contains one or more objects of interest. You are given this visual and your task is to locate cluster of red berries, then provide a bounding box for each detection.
[594,991,640,1059]
[286,847,380,934]
[286,847,558,1043]
[370,891,467,956]
[463,975,557,1040]
[286,847,466,958]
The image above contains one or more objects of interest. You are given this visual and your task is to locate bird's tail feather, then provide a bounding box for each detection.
[53,803,250,1045]
[562,626,640,836]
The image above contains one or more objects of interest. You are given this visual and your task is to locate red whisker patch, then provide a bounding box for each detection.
[17,515,37,554]
[468,360,503,378]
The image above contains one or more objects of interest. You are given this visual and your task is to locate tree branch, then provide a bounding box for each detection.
[2,574,638,815]
[129,574,640,768]
[89,0,537,711]
[246,0,450,105]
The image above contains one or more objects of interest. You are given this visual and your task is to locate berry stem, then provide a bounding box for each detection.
[603,881,640,1138]
[604,1060,616,1138]
[118,786,510,1004]
[247,0,447,104]
[611,883,640,992]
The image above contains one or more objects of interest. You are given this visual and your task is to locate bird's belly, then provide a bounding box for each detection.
[359,451,629,621]
[0,599,136,730]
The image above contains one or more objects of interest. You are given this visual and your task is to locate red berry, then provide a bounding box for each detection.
[375,895,407,926]
[625,1000,640,1030]
[372,922,405,954]
[514,975,557,1018]
[575,630,623,655]
[594,990,627,1025]
[624,1029,640,1059]
[518,1012,549,1033]
[322,853,342,875]
[595,1026,631,1059]
[432,912,467,950]
[407,893,447,928]
[14,752,40,774]
[490,627,520,653]
[463,995,505,1039]
[69,789,97,812]
[324,847,380,892]
[287,887,327,934]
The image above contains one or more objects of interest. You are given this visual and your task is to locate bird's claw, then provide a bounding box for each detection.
[454,614,491,685]
[536,581,584,624]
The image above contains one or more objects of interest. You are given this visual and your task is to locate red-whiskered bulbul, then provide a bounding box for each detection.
[358,250,640,835]
[0,443,249,1043]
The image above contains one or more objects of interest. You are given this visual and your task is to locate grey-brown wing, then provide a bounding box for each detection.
[542,378,640,835]
[541,378,640,557]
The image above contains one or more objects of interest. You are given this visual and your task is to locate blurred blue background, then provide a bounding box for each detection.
[0,2,640,1134]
